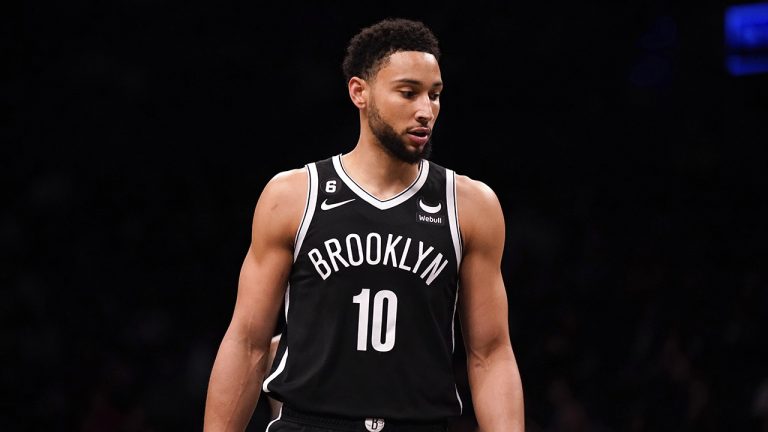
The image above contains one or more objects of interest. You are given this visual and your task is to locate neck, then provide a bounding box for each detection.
[341,135,421,201]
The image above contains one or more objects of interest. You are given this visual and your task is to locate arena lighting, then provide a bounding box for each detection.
[725,2,768,76]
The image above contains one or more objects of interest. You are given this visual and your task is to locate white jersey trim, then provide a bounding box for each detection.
[447,169,464,413]
[446,169,462,268]
[294,163,319,260]
[455,385,464,414]
[265,404,283,431]
[332,154,429,210]
[265,164,317,394]
[451,282,460,354]
[262,348,288,393]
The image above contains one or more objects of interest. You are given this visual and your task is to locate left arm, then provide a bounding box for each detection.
[457,176,524,432]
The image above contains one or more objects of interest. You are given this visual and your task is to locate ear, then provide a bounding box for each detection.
[348,77,368,109]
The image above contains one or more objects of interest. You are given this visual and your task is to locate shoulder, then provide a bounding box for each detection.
[259,167,308,200]
[251,166,309,244]
[454,174,505,249]
[455,174,503,216]
[263,166,308,193]
[429,160,499,208]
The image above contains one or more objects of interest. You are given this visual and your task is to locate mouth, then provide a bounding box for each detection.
[406,127,431,146]
[407,127,431,138]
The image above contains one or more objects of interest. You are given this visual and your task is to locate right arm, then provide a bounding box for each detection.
[203,168,307,432]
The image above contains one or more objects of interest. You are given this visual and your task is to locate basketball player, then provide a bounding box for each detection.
[203,18,525,432]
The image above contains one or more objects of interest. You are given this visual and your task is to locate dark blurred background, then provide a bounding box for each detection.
[7,1,768,431]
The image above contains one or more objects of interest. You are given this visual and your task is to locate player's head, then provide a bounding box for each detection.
[343,18,443,163]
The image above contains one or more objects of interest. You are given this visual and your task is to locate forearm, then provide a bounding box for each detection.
[204,336,269,432]
[467,346,524,432]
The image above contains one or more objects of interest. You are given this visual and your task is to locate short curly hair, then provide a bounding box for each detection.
[342,18,441,82]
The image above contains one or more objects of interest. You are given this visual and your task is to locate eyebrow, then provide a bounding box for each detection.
[393,78,443,88]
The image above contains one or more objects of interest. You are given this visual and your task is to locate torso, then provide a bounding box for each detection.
[262,154,465,421]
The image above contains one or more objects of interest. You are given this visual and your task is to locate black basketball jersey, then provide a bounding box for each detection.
[263,154,464,421]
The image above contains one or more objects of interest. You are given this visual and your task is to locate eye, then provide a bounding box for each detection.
[400,90,415,98]
[429,93,440,101]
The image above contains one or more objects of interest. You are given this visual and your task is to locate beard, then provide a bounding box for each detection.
[367,101,432,164]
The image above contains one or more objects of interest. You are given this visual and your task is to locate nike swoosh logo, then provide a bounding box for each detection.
[320,198,356,210]
[418,198,442,214]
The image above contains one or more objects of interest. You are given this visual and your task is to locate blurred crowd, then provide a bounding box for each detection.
[6,154,766,431]
[9,2,766,431]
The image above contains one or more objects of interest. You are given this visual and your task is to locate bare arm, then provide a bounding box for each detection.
[457,176,524,432]
[203,169,306,432]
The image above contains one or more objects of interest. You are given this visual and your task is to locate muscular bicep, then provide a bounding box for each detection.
[457,177,511,356]
[226,245,291,348]
[225,169,306,349]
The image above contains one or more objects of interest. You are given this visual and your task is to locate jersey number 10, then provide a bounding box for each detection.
[352,288,398,352]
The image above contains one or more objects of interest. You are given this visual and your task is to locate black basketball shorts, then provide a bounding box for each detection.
[266,406,448,432]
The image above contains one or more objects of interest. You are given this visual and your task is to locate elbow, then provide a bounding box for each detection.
[220,331,272,372]
[466,338,515,371]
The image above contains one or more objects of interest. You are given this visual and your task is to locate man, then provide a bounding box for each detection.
[203,18,524,432]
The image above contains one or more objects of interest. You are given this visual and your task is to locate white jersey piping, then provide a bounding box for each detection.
[446,168,464,413]
[446,169,462,268]
[265,405,283,431]
[264,163,318,394]
[332,154,430,210]
[294,163,319,260]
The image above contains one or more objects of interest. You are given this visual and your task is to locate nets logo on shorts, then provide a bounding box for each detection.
[365,418,385,431]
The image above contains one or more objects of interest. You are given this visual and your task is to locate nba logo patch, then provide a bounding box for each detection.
[365,418,385,431]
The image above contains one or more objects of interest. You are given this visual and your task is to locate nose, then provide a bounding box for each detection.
[415,95,435,125]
